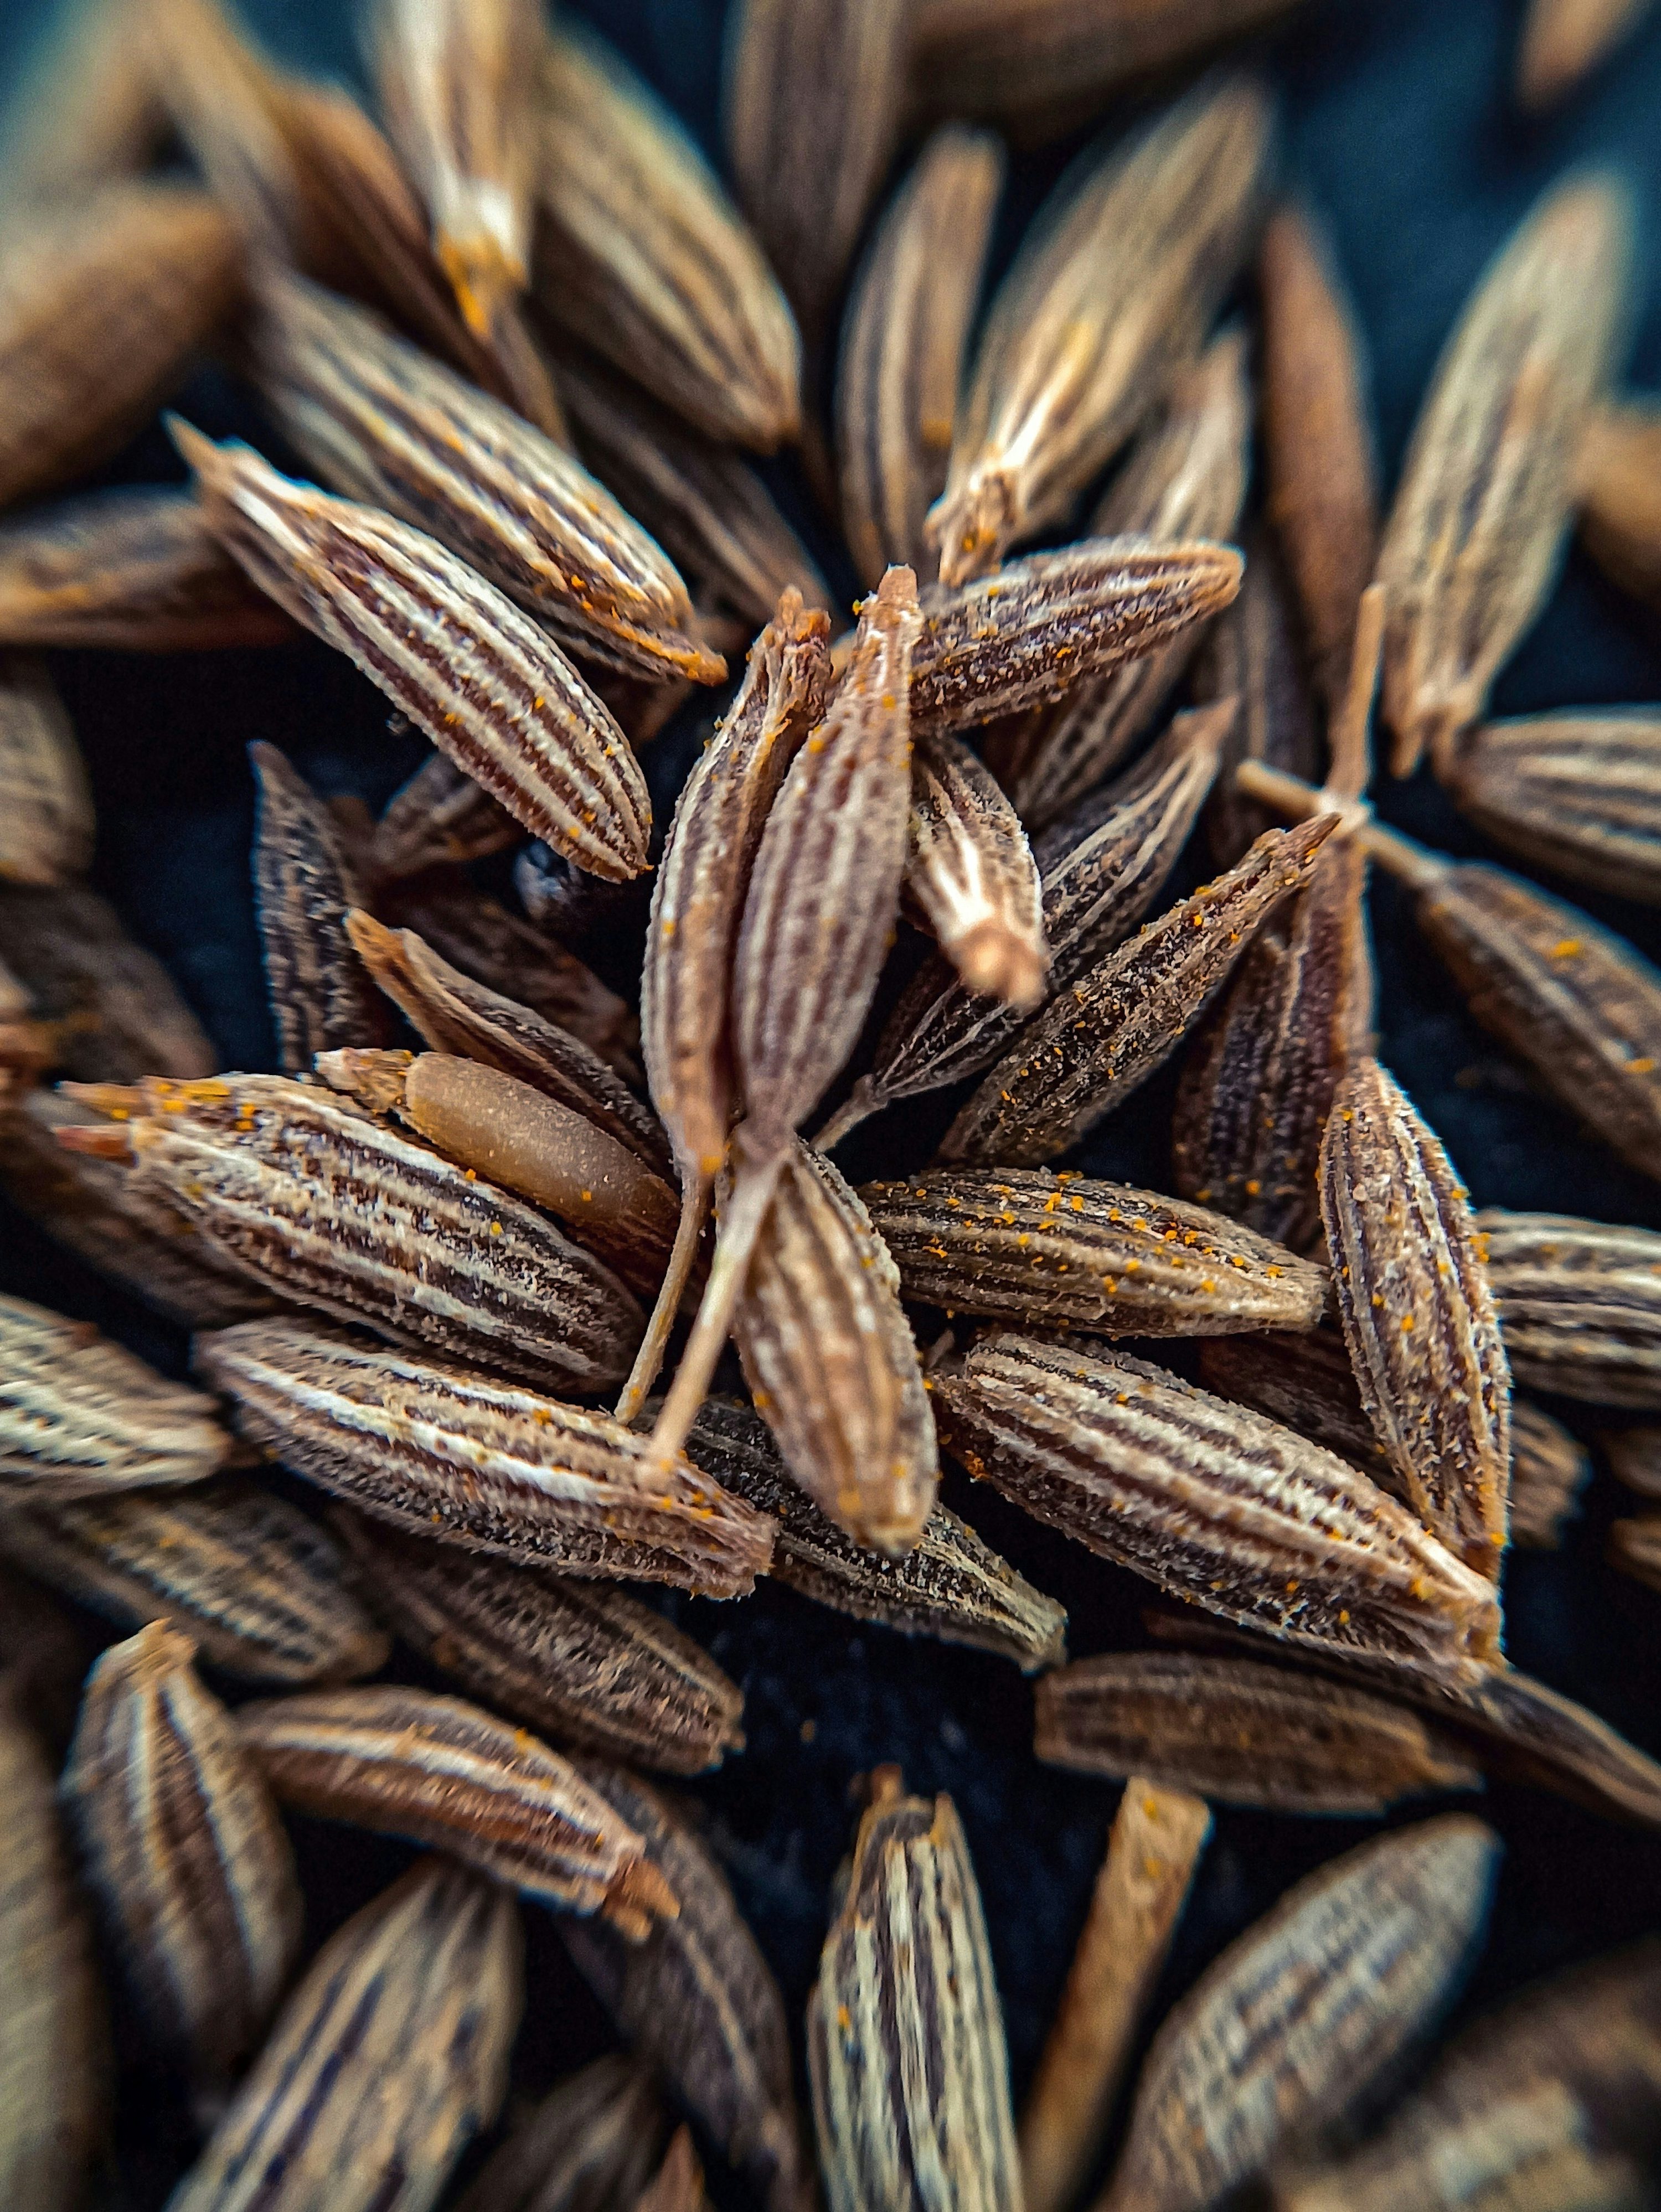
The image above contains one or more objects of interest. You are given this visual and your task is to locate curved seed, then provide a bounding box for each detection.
[196,1316,775,1599]
[931,1332,1504,1675]
[454,2054,668,2212]
[0,880,214,1084]
[1476,1209,1661,1407]
[1516,0,1655,106]
[533,23,801,451]
[1438,710,1661,904]
[0,657,92,888]
[863,1167,1328,1335]
[906,727,1048,1004]
[61,1621,302,2111]
[1577,399,1661,611]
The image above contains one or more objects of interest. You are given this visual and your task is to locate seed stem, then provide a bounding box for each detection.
[1234,759,1449,891]
[813,1075,881,1153]
[615,1171,712,1425]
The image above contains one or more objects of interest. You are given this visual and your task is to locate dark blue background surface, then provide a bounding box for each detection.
[4,2,1661,2203]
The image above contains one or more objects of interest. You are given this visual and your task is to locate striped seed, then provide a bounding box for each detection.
[1577,399,1661,612]
[0,657,92,888]
[454,2054,667,2212]
[1516,0,1656,106]
[0,881,214,1086]
[370,751,519,878]
[1437,710,1661,905]
[1477,1209,1661,1407]
[905,727,1049,1005]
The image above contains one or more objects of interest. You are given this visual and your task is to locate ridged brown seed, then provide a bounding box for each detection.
[256,274,721,685]
[822,702,1226,1148]
[1036,1650,1482,1815]
[931,1332,1504,1674]
[1172,834,1371,1255]
[0,180,240,513]
[559,1758,810,2212]
[167,1855,523,2212]
[195,1317,775,1599]
[1320,1057,1512,1579]
[0,880,215,1084]
[554,352,831,628]
[177,427,652,881]
[249,742,389,1072]
[1098,1817,1499,2212]
[911,536,1244,743]
[0,1479,389,1684]
[837,126,1005,586]
[236,1683,678,1934]
[732,1139,938,1557]
[1198,535,1323,869]
[906,727,1048,1005]
[726,0,909,337]
[0,1687,105,2212]
[1578,400,1661,611]
[1019,1781,1211,2212]
[862,1168,1329,1336]
[348,909,666,1172]
[940,814,1337,1168]
[687,1395,1067,1672]
[987,330,1251,831]
[0,487,288,653]
[0,656,92,887]
[1437,710,1661,905]
[0,0,169,207]
[336,1515,745,1774]
[373,0,540,340]
[455,2053,668,2212]
[1374,176,1629,777]
[928,76,1270,584]
[371,751,519,878]
[1258,204,1378,712]
[60,1621,302,2110]
[0,1291,229,1499]
[90,1072,644,1390]
[1476,1209,1661,1406]
[1286,1938,1661,2212]
[808,1770,1022,2212]
[1516,0,1655,105]
[533,23,801,451]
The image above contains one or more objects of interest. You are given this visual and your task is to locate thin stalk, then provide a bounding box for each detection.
[614,1169,712,1425]
[813,1075,881,1152]
[1234,757,1448,891]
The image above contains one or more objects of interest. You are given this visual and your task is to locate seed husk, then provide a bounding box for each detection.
[1476,1210,1661,1408]
[821,700,1226,1149]
[862,1167,1329,1336]
[1019,1780,1210,2212]
[1437,710,1661,905]
[1321,1056,1512,1580]
[906,727,1049,1005]
[987,330,1251,830]
[726,0,910,338]
[0,881,215,1085]
[453,2053,668,2212]
[0,1290,229,1500]
[533,22,801,452]
[236,1682,679,1935]
[0,1479,389,1686]
[196,1316,775,1600]
[928,75,1270,583]
[0,656,92,888]
[1036,1650,1482,1815]
[176,425,652,881]
[1516,0,1655,106]
[1374,175,1630,777]
[0,1686,106,2212]
[336,1513,744,1775]
[166,1855,523,2212]
[931,1332,1505,1676]
[1577,399,1661,611]
[808,1769,1022,2212]
[256,273,721,685]
[370,751,520,878]
[1197,534,1324,870]
[939,813,1337,1169]
[61,1621,302,2114]
[1099,1817,1499,2212]
[559,1758,811,2212]
[686,1394,1067,1671]
[837,125,1005,586]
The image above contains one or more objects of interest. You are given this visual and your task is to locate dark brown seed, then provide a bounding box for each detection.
[0,881,215,1084]
[687,1395,1067,1672]
[905,726,1048,1004]
[931,1332,1504,1676]
[336,1515,745,1775]
[1437,710,1661,905]
[1577,399,1661,611]
[1198,533,1324,870]
[1036,1650,1482,1814]
[454,2053,668,2212]
[863,1167,1328,1336]
[370,752,519,880]
[938,814,1337,1168]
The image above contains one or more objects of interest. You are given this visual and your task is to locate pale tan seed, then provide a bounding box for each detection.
[1097,1818,1499,2212]
[863,1167,1328,1336]
[0,657,92,888]
[0,881,214,1086]
[61,1621,302,2114]
[196,1316,776,1599]
[370,751,520,878]
[1477,1210,1661,1409]
[1437,710,1661,905]
[1374,177,1630,776]
[533,23,801,451]
[837,125,1005,586]
[906,727,1049,1004]
[808,1769,1022,2212]
[1019,1780,1210,2212]
[454,2054,668,2212]
[1577,400,1661,611]
[928,76,1270,583]
[0,0,167,208]
[1516,0,1655,106]
[167,1856,523,2212]
[931,1332,1504,1676]
[687,1395,1067,1672]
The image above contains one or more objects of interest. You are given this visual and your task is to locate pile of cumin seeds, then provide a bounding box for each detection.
[3,1,1661,2208]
